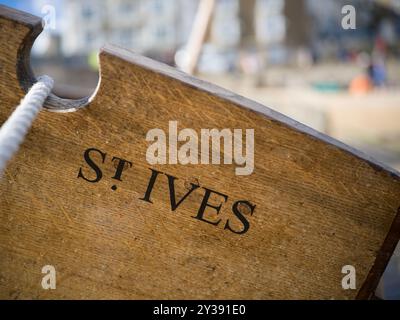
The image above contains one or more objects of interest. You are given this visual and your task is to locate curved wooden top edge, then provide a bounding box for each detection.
[0,4,41,27]
[101,44,400,182]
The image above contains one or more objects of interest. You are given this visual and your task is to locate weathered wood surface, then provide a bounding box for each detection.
[0,5,400,299]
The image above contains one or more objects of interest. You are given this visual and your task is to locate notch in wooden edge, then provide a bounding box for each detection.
[0,4,98,112]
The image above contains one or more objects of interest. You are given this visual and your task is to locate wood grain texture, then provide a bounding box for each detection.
[1,5,400,299]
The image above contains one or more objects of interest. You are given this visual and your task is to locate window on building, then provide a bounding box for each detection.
[85,31,98,48]
[120,28,133,47]
[153,0,164,13]
[82,5,95,19]
[119,0,136,15]
[155,26,167,41]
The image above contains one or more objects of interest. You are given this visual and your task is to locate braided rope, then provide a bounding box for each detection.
[0,75,53,176]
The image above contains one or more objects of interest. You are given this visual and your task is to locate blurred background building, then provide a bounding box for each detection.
[1,0,400,299]
[2,0,399,77]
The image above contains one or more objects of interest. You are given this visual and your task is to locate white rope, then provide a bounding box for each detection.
[0,75,53,176]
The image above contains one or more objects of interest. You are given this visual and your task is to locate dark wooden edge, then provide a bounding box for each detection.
[357,206,400,299]
[0,4,90,111]
[0,4,41,27]
[1,5,400,299]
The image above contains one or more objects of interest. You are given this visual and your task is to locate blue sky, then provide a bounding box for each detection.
[0,0,63,16]
[0,0,34,12]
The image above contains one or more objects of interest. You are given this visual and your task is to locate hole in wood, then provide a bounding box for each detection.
[16,15,100,112]
[31,34,99,101]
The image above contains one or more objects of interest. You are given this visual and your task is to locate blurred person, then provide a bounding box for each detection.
[349,51,373,94]
[368,55,387,87]
[368,36,388,87]
[349,72,373,94]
